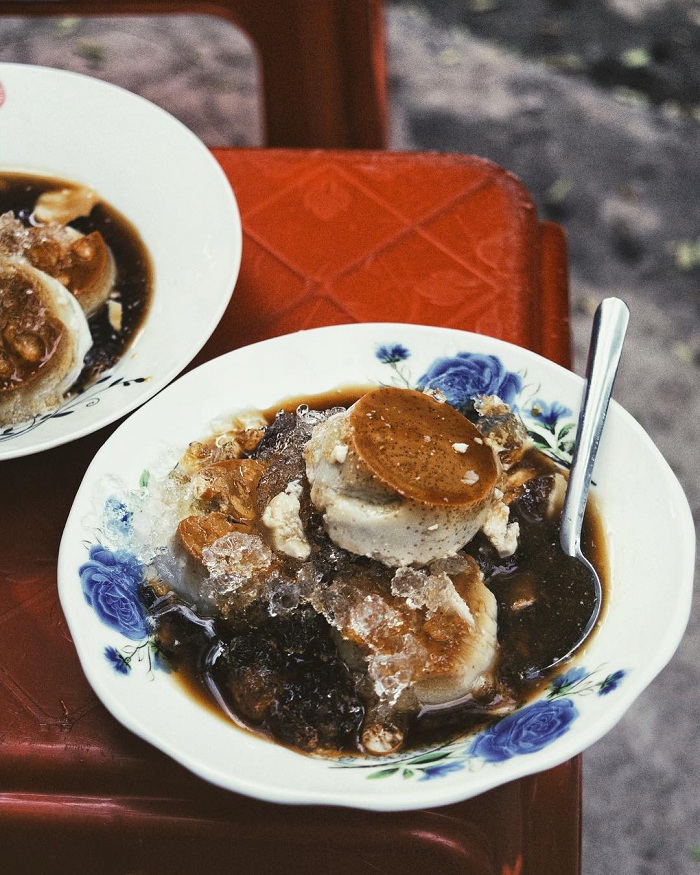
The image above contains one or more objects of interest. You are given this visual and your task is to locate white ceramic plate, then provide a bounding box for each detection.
[0,63,241,459]
[58,323,695,811]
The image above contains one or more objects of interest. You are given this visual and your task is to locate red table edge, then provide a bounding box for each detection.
[538,219,573,369]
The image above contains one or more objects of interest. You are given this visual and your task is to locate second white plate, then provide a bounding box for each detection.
[0,63,241,459]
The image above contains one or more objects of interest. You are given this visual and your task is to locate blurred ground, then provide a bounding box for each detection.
[1,3,699,872]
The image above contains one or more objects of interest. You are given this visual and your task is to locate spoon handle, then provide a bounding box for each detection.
[560,297,630,557]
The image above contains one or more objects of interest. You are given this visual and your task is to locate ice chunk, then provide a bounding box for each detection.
[202,531,273,581]
[200,531,274,615]
[266,581,302,617]
[191,458,264,520]
[368,638,427,704]
[391,566,475,627]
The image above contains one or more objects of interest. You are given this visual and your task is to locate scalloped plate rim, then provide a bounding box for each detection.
[57,322,695,811]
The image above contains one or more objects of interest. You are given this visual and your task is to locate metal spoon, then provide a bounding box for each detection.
[543,296,629,673]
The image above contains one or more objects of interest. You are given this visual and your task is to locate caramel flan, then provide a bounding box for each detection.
[304,387,515,566]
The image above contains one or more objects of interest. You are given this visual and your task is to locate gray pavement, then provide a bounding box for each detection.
[1,4,699,873]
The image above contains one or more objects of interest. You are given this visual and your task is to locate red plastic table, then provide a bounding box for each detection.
[0,149,579,874]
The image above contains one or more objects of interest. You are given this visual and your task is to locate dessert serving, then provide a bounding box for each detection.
[112,385,599,758]
[0,171,152,426]
[59,324,693,809]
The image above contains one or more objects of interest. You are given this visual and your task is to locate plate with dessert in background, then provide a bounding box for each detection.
[0,63,241,460]
[57,322,695,811]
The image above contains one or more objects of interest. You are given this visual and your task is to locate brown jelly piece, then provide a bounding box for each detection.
[177,512,250,563]
[349,387,497,506]
[193,458,265,520]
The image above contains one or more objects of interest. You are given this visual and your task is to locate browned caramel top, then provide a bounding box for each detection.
[349,387,498,506]
[25,229,110,306]
[0,260,63,391]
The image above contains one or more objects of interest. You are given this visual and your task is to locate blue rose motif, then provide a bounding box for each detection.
[469,698,579,763]
[417,352,522,412]
[80,544,148,640]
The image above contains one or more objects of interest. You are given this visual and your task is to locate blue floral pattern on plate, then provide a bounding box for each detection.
[79,544,148,641]
[0,372,149,444]
[341,665,628,782]
[375,343,575,464]
[79,542,171,675]
[468,698,579,763]
[77,337,627,775]
[417,351,522,411]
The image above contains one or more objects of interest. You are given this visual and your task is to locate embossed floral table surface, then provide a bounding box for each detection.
[0,150,580,874]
